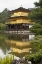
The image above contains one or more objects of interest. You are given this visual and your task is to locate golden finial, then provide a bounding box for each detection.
[20,5,22,7]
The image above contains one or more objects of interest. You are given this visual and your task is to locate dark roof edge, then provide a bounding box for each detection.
[9,7,32,13]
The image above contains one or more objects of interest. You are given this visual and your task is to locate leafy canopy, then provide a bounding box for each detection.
[0,8,10,23]
[29,0,42,35]
[29,0,42,24]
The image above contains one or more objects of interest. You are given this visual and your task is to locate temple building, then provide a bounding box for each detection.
[5,6,35,58]
[5,6,34,33]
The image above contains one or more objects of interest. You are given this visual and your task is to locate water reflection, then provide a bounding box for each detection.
[6,34,34,57]
[0,33,34,58]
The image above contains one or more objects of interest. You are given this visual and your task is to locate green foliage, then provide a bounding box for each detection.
[29,24,42,35]
[0,23,6,31]
[0,55,14,64]
[29,0,42,24]
[0,8,10,23]
[0,8,10,31]
[29,8,42,24]
[25,49,42,64]
[34,0,42,8]
[29,0,42,35]
[30,35,42,53]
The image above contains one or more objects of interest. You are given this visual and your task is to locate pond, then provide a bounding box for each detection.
[0,33,34,59]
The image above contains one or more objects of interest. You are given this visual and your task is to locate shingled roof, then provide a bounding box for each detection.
[9,7,31,13]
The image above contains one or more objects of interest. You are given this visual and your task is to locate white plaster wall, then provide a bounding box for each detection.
[29,35,35,40]
[29,25,33,28]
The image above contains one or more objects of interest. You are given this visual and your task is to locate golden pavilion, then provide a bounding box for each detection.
[5,6,34,57]
[5,6,34,33]
[5,34,32,57]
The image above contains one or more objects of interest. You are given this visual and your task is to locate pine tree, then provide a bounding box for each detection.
[0,8,10,23]
[29,0,42,24]
[29,0,42,35]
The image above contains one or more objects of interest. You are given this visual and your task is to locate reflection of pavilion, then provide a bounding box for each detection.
[6,34,34,41]
[5,34,32,57]
[5,40,31,57]
[5,6,34,34]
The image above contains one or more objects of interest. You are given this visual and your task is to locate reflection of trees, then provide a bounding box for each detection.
[0,33,10,54]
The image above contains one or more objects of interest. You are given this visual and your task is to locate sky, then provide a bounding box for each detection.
[0,0,39,12]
